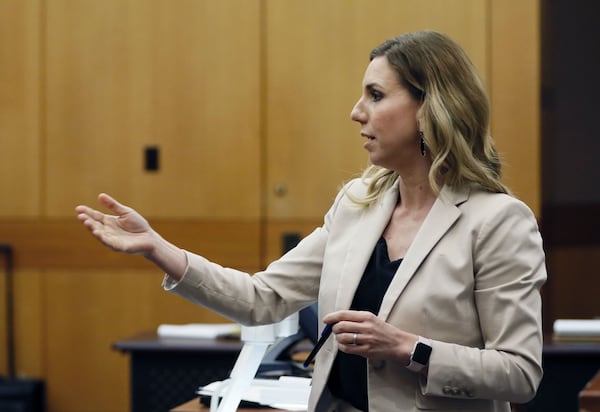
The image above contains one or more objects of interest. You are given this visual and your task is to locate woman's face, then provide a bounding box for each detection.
[351,56,421,172]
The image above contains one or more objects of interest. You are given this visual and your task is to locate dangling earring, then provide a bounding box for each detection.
[419,131,426,157]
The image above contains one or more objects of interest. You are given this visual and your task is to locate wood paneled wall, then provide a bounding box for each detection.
[265,0,490,219]
[490,0,541,213]
[0,1,540,411]
[0,0,41,217]
[44,1,262,218]
[539,0,600,331]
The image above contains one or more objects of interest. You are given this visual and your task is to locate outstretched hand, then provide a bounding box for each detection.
[75,193,156,255]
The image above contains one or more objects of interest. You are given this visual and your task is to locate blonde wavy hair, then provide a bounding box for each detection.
[353,31,511,207]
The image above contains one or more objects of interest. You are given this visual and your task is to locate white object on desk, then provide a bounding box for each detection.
[199,313,308,412]
[198,376,310,411]
[157,323,240,339]
[553,319,600,337]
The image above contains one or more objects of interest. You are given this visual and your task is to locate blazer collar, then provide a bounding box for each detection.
[378,184,470,320]
[334,180,471,318]
[334,180,399,311]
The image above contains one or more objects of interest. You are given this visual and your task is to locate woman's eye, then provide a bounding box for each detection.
[370,90,383,101]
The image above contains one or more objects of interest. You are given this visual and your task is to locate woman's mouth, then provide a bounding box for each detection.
[361,133,375,140]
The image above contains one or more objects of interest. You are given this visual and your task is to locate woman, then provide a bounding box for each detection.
[76,31,546,411]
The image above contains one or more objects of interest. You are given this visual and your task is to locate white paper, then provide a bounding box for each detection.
[198,376,311,411]
[553,319,600,336]
[157,323,240,339]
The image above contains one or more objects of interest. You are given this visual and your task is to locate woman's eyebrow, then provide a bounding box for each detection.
[365,82,383,91]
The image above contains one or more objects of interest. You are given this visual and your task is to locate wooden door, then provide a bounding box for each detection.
[263,0,491,262]
[0,0,41,217]
[45,0,261,219]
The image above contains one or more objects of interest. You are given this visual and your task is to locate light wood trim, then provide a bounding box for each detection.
[490,0,541,216]
[0,0,41,217]
[0,220,261,270]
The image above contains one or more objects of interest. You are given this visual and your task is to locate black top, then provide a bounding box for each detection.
[327,237,402,411]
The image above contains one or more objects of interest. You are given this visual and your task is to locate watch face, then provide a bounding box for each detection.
[413,342,432,365]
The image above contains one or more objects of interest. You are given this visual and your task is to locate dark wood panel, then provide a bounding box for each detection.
[544,245,600,320]
[541,204,600,246]
[0,220,261,270]
[579,370,600,412]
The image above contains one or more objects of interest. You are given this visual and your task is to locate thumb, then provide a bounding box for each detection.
[98,193,131,215]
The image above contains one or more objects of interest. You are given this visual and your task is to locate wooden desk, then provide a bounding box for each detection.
[580,370,600,412]
[116,332,600,412]
[114,331,311,412]
[519,337,600,412]
[170,398,205,412]
[170,397,287,412]
[113,332,244,412]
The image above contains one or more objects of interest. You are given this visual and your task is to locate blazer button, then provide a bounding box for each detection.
[463,388,474,398]
[443,386,461,396]
[371,360,385,370]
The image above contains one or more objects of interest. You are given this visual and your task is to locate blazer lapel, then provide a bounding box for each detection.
[378,185,470,321]
[334,182,399,311]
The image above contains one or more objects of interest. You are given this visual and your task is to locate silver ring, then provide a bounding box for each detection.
[352,333,358,345]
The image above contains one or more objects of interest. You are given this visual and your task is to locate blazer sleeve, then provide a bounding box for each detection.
[421,197,547,404]
[162,180,354,325]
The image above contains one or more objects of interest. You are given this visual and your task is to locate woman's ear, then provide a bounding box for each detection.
[416,110,424,134]
[416,105,424,121]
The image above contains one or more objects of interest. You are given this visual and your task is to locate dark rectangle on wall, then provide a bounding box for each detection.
[541,204,600,246]
[144,146,160,171]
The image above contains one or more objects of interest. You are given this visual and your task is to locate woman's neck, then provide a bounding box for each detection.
[397,175,437,211]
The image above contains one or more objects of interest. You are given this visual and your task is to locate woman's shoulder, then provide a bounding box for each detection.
[463,187,537,222]
[340,177,370,196]
[335,176,395,207]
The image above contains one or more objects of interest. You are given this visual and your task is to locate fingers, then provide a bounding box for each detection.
[323,310,379,351]
[78,198,115,220]
[324,309,374,325]
[75,205,103,224]
[74,193,129,222]
[336,332,367,356]
[331,332,362,347]
[75,208,106,234]
[98,193,131,215]
[349,332,360,346]
[75,196,115,233]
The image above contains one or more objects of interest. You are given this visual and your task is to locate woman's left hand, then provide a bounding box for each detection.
[323,310,418,363]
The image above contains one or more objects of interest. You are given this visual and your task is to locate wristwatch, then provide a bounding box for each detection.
[406,337,432,372]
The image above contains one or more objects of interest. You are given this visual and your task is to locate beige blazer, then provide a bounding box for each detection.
[166,178,547,412]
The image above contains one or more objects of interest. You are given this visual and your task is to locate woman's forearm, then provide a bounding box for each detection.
[145,230,188,281]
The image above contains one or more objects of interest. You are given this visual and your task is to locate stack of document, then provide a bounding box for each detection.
[198,376,310,411]
[157,323,241,339]
[553,319,600,342]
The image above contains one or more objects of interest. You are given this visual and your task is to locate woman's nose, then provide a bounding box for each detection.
[350,99,366,123]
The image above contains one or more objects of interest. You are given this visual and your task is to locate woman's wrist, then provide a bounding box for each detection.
[145,231,188,280]
[400,334,419,365]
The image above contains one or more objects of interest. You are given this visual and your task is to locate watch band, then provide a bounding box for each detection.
[406,336,432,372]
